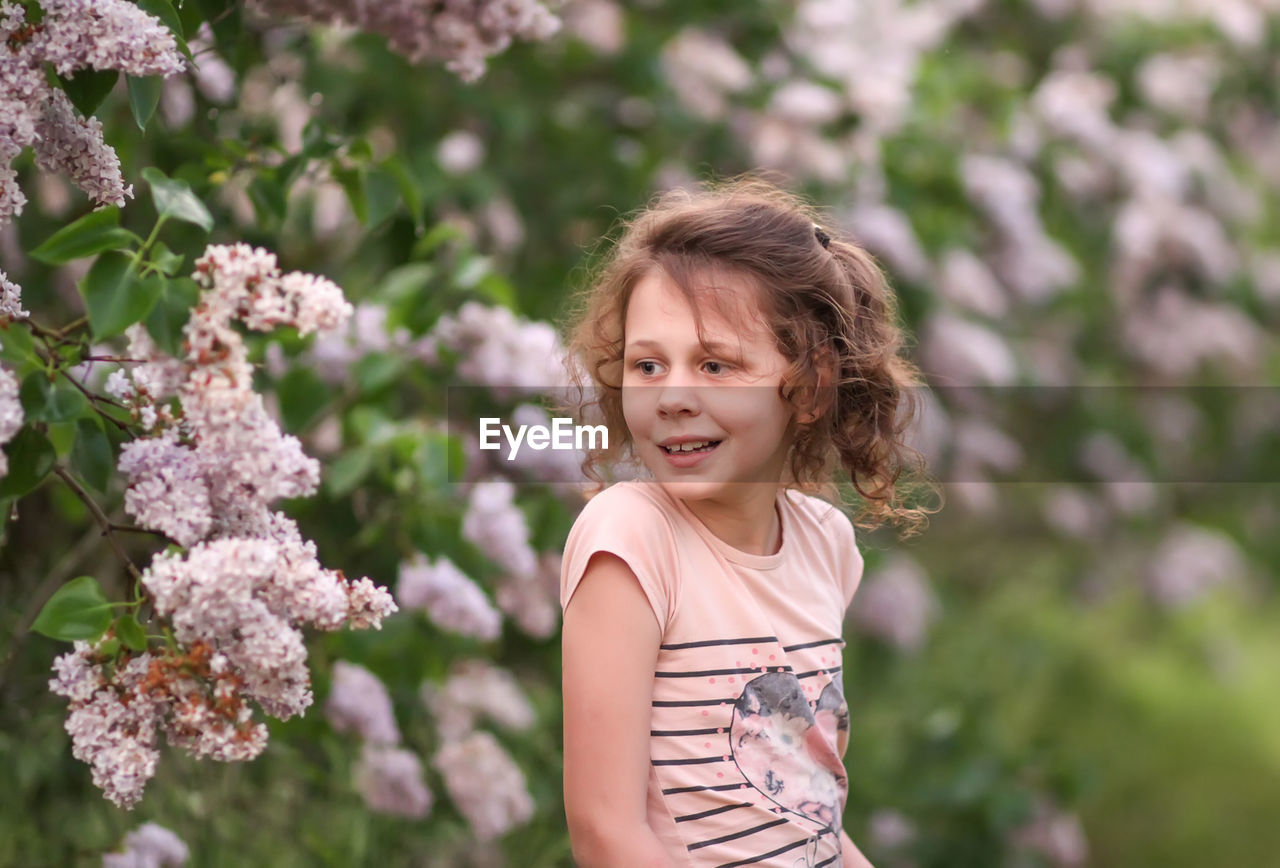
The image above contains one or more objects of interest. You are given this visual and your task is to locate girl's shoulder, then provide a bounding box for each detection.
[571,481,681,537]
[782,487,856,539]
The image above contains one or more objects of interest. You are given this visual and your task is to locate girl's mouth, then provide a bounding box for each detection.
[660,440,722,455]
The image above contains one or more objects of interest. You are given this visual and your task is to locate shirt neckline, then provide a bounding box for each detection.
[658,486,792,571]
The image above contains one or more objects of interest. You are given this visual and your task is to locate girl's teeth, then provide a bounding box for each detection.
[667,441,717,453]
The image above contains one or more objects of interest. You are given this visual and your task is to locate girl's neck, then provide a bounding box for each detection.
[678,484,783,556]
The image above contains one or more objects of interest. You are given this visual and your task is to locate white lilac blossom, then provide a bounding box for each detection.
[425,301,570,396]
[249,0,561,82]
[325,661,401,745]
[396,554,502,641]
[461,479,539,579]
[0,0,185,223]
[432,730,534,840]
[0,362,21,479]
[421,659,536,742]
[353,743,433,819]
[849,556,940,652]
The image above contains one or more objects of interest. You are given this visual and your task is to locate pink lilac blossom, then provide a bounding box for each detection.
[353,743,433,819]
[421,659,536,742]
[0,362,21,479]
[51,647,161,809]
[461,479,539,579]
[325,660,401,745]
[495,551,562,639]
[307,303,411,385]
[431,730,534,840]
[248,0,560,82]
[1144,523,1247,609]
[0,0,185,223]
[425,301,570,395]
[1007,794,1088,866]
[117,432,214,547]
[102,821,190,868]
[849,556,940,652]
[396,554,502,641]
[1,268,26,319]
[55,246,395,807]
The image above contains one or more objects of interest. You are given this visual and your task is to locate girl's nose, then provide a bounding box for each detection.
[655,377,701,418]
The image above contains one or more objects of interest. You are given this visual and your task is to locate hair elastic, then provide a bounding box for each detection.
[813,224,831,249]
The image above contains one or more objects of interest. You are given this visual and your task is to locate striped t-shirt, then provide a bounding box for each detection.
[561,481,865,867]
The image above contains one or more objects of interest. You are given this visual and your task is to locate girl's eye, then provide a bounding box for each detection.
[703,361,729,375]
[637,360,660,375]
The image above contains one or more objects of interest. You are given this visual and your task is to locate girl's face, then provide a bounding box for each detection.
[621,268,797,503]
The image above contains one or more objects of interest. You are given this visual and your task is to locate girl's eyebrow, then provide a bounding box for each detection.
[625,338,737,354]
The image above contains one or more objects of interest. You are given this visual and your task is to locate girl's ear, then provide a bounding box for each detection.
[795,350,837,425]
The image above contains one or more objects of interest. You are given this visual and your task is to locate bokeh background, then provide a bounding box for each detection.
[2,1,1279,865]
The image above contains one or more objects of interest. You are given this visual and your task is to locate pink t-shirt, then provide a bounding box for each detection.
[561,481,865,867]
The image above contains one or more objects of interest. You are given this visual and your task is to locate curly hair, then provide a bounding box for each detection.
[561,175,941,537]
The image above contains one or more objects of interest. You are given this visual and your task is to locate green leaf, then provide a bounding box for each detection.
[326,447,374,498]
[78,253,166,340]
[114,614,147,652]
[149,241,185,277]
[0,324,36,366]
[364,167,401,229]
[143,275,198,357]
[383,157,423,230]
[419,432,465,487]
[277,367,333,432]
[352,353,403,393]
[32,576,112,643]
[19,372,87,423]
[141,167,213,232]
[29,208,139,265]
[247,173,287,226]
[58,69,119,118]
[0,427,56,497]
[333,166,368,225]
[70,419,113,493]
[127,76,164,130]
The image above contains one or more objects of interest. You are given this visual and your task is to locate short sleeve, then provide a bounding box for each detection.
[560,483,680,634]
[830,507,865,611]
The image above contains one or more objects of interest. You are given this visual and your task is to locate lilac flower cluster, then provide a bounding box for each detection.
[396,554,503,641]
[250,0,561,82]
[324,660,433,819]
[0,359,21,479]
[51,245,396,809]
[102,821,189,867]
[0,0,185,224]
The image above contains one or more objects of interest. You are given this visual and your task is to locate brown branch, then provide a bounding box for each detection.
[53,466,143,583]
[109,523,174,541]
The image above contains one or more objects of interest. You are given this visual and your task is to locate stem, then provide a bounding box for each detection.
[133,216,168,267]
[58,370,132,431]
[55,316,87,338]
[110,523,174,541]
[53,466,143,584]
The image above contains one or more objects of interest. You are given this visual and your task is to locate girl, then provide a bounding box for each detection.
[559,177,935,867]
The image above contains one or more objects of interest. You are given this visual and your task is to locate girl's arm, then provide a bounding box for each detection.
[841,829,876,867]
[562,552,677,868]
